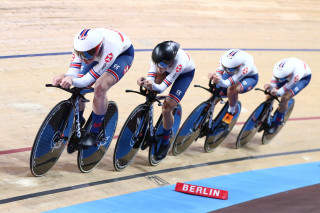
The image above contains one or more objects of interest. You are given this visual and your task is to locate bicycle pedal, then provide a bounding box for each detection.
[133,139,143,149]
[199,127,208,138]
[141,139,152,150]
[140,141,148,150]
[257,123,265,132]
[215,122,229,133]
[67,139,79,154]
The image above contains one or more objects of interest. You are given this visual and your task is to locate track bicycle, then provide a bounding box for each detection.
[113,86,182,171]
[236,88,295,148]
[30,84,118,176]
[172,81,241,154]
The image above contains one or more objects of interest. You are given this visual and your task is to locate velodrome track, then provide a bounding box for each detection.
[0,1,320,212]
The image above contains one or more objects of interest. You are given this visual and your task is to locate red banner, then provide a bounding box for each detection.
[175,182,228,200]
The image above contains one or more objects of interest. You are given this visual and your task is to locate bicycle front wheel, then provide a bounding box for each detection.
[236,101,268,148]
[78,101,118,173]
[113,104,148,171]
[30,100,74,177]
[149,104,182,166]
[172,101,210,156]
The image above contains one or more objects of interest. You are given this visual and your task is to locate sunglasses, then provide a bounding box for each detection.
[222,64,241,74]
[156,61,170,68]
[74,42,102,60]
[275,76,287,82]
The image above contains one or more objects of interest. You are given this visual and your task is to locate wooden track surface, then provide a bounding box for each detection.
[0,0,319,212]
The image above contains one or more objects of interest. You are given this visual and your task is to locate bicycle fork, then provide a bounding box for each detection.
[132,105,153,149]
[266,101,274,126]
[149,105,154,138]
[194,102,215,140]
[74,97,82,139]
[207,101,215,130]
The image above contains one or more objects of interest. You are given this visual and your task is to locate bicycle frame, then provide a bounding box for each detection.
[235,88,284,148]
[125,87,164,149]
[254,88,280,129]
[46,84,94,139]
[193,82,223,138]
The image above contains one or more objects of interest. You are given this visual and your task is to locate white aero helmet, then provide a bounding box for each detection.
[221,49,246,73]
[73,29,103,60]
[273,58,294,81]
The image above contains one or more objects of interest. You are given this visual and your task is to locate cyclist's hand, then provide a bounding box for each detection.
[137,77,146,86]
[208,72,215,80]
[144,80,153,91]
[270,88,278,96]
[52,74,65,86]
[60,76,73,89]
[210,73,220,84]
[264,84,271,90]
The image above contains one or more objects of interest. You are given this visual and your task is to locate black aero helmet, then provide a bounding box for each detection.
[151,41,180,68]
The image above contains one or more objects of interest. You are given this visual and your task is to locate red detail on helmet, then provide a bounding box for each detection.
[294,75,299,82]
[105,53,113,63]
[176,64,182,72]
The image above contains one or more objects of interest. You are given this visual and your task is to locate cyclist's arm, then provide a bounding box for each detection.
[218,65,253,88]
[151,69,180,94]
[217,68,242,88]
[269,76,278,89]
[72,71,96,88]
[65,53,81,78]
[276,70,303,96]
[146,61,157,81]
[215,61,224,77]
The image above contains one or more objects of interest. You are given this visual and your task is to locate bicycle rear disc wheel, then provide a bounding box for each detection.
[78,101,118,173]
[204,101,241,152]
[113,104,148,171]
[262,98,295,144]
[172,101,210,156]
[30,100,74,177]
[236,101,268,148]
[149,104,182,166]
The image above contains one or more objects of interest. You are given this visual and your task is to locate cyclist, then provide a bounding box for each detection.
[208,49,259,129]
[264,58,311,133]
[52,28,134,149]
[137,41,195,160]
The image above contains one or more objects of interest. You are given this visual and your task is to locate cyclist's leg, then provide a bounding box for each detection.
[82,45,134,146]
[162,98,178,139]
[219,74,239,124]
[156,70,195,160]
[223,74,258,124]
[275,74,311,123]
[78,61,98,122]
